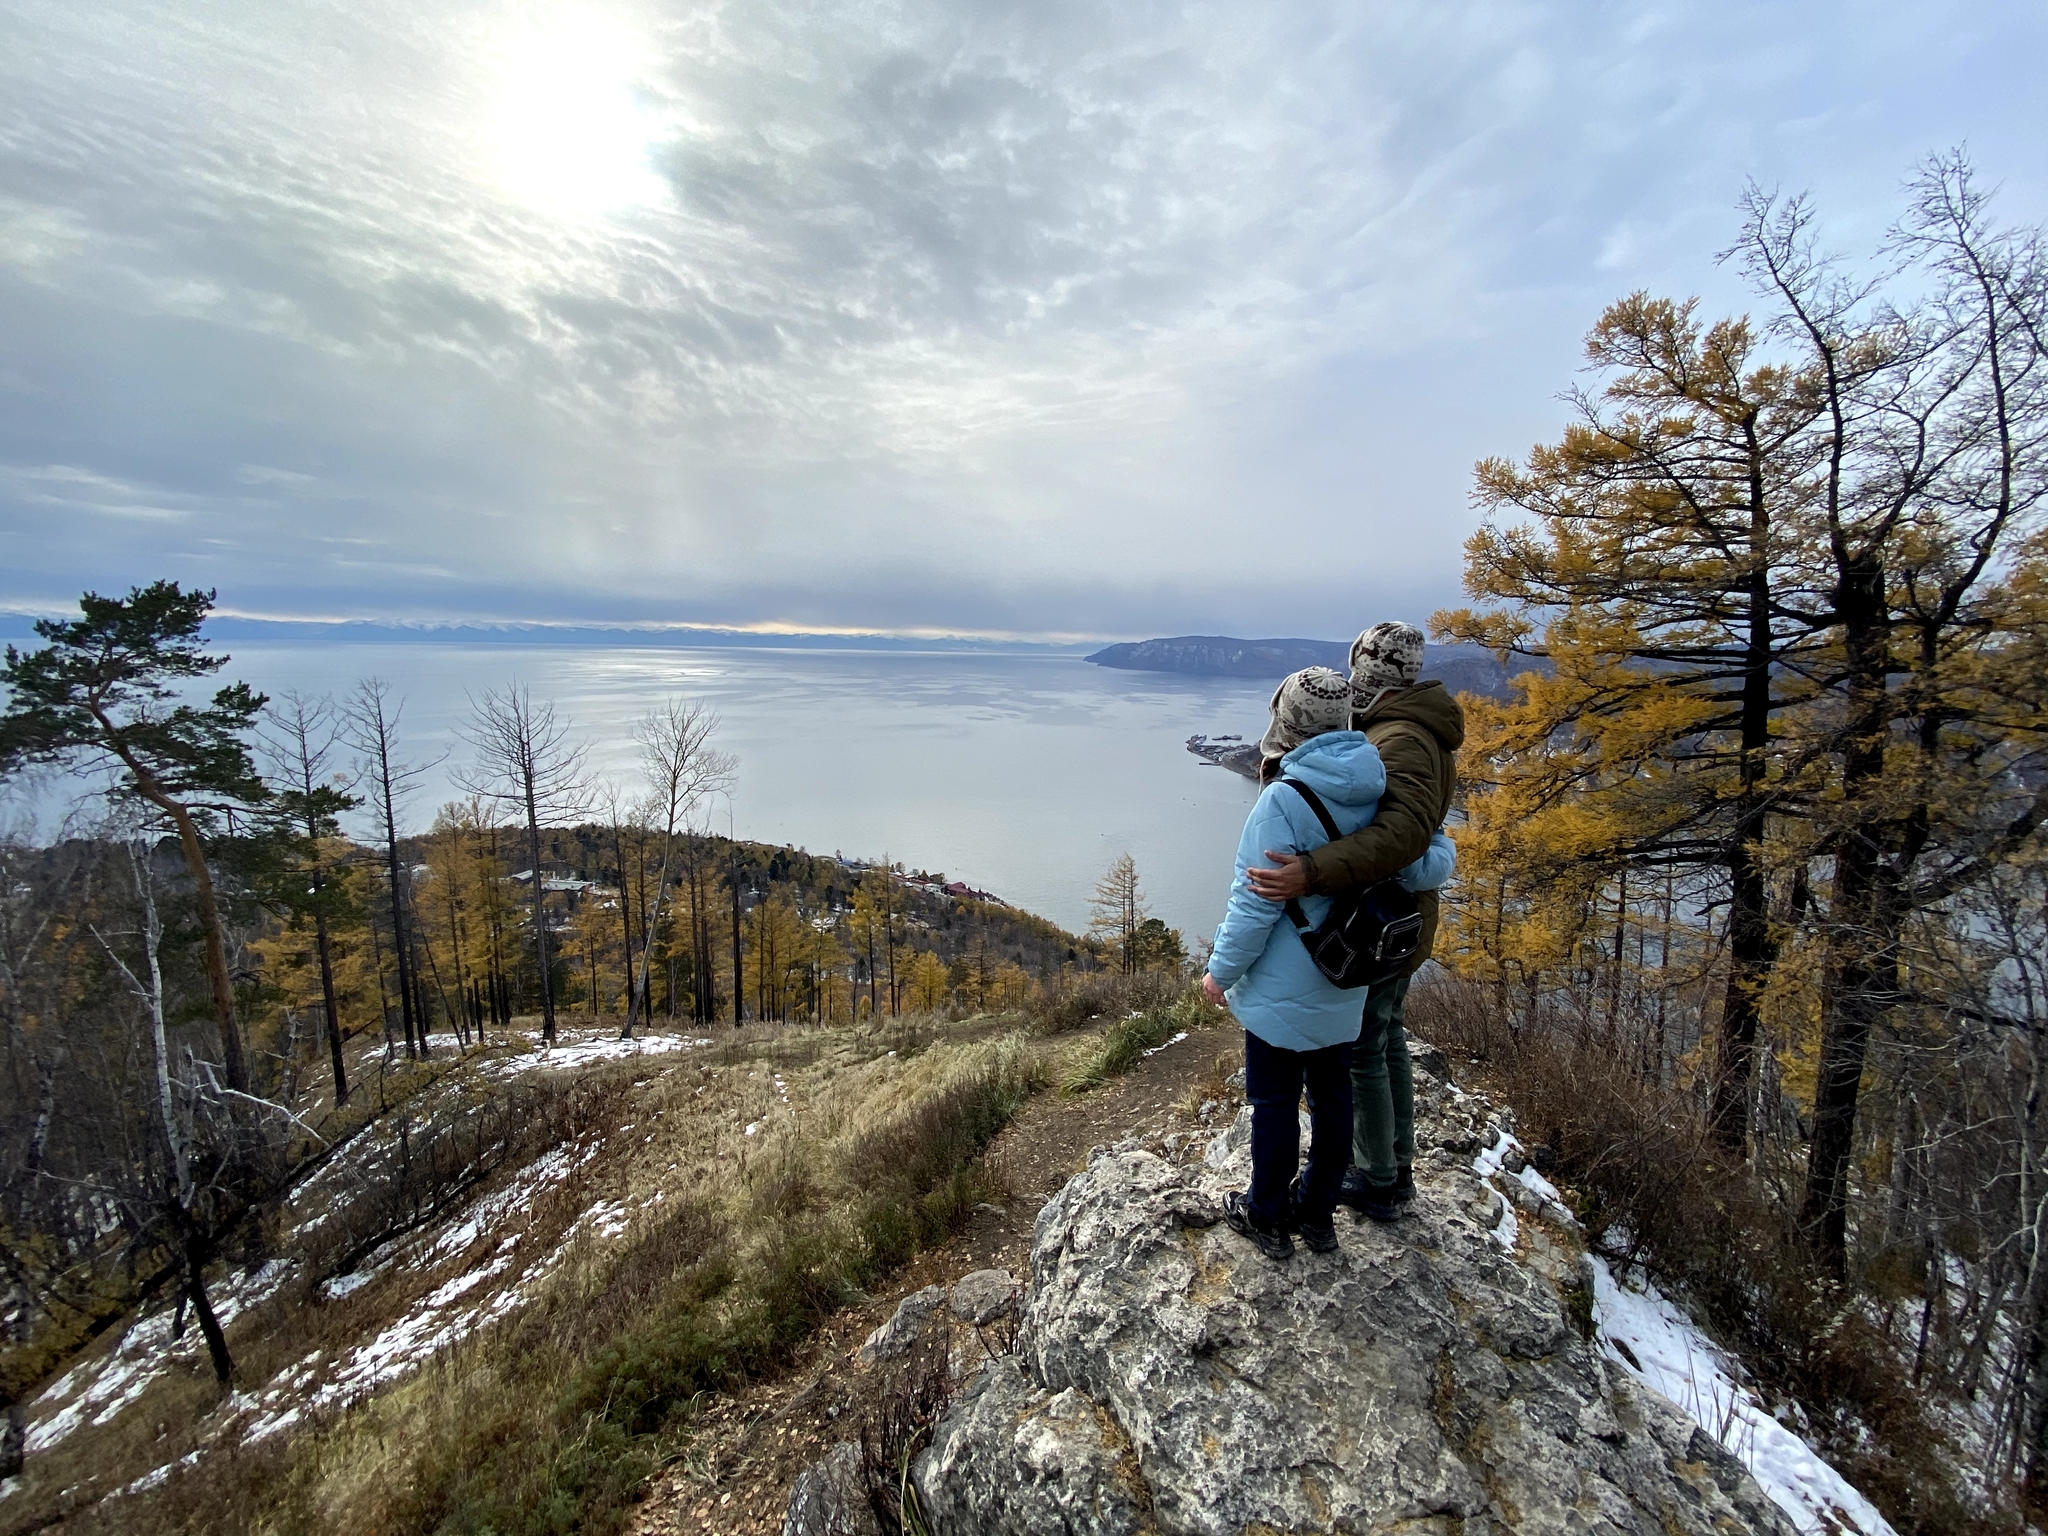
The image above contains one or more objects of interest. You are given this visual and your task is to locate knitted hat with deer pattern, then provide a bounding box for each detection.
[1349,621,1426,698]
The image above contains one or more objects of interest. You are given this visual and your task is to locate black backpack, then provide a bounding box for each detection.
[1276,777,1425,991]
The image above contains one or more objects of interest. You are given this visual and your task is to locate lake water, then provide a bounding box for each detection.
[194,645,1275,945]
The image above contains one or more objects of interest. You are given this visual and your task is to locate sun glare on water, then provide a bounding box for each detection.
[485,12,667,216]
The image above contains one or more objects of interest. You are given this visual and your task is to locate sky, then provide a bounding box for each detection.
[2,1,2044,642]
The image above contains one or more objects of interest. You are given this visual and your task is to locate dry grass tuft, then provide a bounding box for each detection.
[1059,987,1211,1095]
[1175,1044,1246,1122]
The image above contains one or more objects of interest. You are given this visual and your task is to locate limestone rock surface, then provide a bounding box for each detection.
[859,1284,946,1364]
[914,1109,1796,1536]
[780,1441,877,1536]
[949,1268,1021,1326]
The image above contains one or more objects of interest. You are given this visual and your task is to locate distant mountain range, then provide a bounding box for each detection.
[1083,635,1538,699]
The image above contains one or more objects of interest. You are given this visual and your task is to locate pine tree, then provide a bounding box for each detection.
[0,582,267,1093]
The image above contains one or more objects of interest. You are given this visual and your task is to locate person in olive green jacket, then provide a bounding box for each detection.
[1246,621,1463,1222]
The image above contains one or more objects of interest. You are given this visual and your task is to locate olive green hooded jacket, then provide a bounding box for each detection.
[1299,680,1464,973]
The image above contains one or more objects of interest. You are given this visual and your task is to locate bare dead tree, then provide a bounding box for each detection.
[91,840,232,1384]
[345,679,440,1061]
[626,700,735,1037]
[256,691,358,1105]
[456,686,590,1045]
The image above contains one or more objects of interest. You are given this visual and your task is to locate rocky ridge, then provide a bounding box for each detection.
[895,1058,1798,1536]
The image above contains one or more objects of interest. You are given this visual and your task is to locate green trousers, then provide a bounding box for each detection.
[1350,972,1414,1184]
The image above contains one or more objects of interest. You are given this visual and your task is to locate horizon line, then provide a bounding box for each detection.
[0,606,1122,649]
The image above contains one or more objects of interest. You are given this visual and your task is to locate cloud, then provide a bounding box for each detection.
[0,0,2044,637]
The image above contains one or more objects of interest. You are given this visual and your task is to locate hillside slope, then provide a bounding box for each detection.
[4,1010,1058,1536]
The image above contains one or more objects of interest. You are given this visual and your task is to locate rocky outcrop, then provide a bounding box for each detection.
[914,1100,1796,1536]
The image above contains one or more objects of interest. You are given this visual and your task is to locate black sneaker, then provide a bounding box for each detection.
[1288,1180,1341,1254]
[1392,1166,1415,1206]
[1224,1190,1294,1261]
[1336,1167,1401,1223]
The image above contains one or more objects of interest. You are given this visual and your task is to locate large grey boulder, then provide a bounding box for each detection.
[916,1356,1150,1533]
[914,1113,1795,1536]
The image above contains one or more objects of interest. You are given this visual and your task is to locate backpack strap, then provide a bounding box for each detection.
[1276,777,1339,934]
[1278,777,1341,840]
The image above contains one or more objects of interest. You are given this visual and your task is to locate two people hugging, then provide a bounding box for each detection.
[1199,621,1464,1261]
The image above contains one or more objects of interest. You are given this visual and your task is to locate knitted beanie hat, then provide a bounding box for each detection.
[1258,666,1353,761]
[1350,621,1426,698]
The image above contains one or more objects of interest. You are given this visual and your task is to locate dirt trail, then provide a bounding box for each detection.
[632,1023,1239,1536]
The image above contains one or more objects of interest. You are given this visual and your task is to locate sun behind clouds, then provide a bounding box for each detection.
[483,7,669,216]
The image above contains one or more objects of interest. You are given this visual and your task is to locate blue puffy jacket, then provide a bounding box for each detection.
[1207,731,1456,1052]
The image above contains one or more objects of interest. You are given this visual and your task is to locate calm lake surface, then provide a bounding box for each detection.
[206,645,1274,945]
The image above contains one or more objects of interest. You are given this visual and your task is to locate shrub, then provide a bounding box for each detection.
[1029,968,1184,1036]
[858,1337,954,1536]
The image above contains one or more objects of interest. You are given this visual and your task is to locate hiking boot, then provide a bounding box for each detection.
[1224,1190,1294,1262]
[1336,1167,1401,1223]
[1288,1180,1341,1254]
[1392,1166,1416,1206]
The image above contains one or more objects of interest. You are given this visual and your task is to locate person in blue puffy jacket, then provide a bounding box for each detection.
[1200,666,1456,1261]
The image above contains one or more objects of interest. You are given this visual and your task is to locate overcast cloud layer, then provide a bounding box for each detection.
[2,1,2043,639]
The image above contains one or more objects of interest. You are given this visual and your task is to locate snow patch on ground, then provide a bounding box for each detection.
[250,1149,619,1436]
[486,1030,708,1077]
[1469,1125,1571,1250]
[302,1240,526,1418]
[1490,1186,1521,1250]
[320,1270,375,1302]
[1142,1030,1189,1058]
[1590,1256,1898,1536]
[318,1141,598,1302]
[1460,1123,1895,1533]
[118,1449,199,1498]
[28,1260,296,1454]
[581,1200,631,1241]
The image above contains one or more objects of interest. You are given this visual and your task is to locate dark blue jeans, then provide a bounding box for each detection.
[1244,1029,1354,1227]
